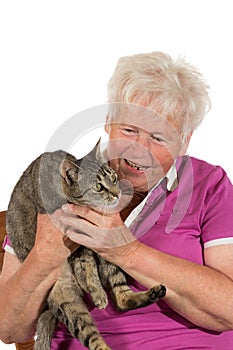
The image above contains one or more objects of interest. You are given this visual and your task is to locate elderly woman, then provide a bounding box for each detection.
[1,52,233,349]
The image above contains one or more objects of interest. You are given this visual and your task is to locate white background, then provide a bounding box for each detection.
[0,0,233,348]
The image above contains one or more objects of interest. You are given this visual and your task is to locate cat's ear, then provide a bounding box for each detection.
[95,137,102,159]
[87,138,102,160]
[59,159,79,185]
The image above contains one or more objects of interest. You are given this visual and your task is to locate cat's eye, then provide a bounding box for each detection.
[95,183,103,192]
[111,173,117,184]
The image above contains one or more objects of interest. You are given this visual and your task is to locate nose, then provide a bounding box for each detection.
[137,132,150,146]
[130,133,151,157]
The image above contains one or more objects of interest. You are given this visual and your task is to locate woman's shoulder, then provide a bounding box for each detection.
[178,155,231,185]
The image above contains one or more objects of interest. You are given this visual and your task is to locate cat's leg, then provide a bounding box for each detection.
[47,261,111,350]
[70,247,108,309]
[98,257,166,311]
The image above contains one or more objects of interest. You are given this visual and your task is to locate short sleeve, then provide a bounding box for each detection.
[2,235,15,255]
[201,166,233,248]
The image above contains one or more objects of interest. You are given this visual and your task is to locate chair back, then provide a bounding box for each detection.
[0,211,6,272]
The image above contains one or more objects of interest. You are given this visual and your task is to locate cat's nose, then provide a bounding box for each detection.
[109,184,119,198]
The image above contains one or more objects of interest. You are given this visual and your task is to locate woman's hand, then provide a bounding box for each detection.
[32,209,80,270]
[60,204,138,263]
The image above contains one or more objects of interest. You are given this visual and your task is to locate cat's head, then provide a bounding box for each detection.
[60,140,120,210]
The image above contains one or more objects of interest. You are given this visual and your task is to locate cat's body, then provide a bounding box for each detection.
[6,143,166,350]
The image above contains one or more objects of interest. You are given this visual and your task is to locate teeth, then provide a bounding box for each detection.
[125,159,148,171]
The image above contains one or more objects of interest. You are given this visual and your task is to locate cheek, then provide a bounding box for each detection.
[107,131,129,159]
[152,148,175,172]
[107,143,125,163]
[109,158,119,172]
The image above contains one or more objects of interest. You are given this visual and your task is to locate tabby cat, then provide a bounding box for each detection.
[6,141,166,350]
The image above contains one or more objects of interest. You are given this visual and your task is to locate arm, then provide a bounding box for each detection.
[115,241,233,332]
[61,204,233,332]
[0,210,78,344]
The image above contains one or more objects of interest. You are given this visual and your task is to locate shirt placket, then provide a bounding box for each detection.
[130,179,168,238]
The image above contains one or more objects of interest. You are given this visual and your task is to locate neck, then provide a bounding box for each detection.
[120,190,147,221]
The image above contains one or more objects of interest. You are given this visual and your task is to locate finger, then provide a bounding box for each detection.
[62,204,124,229]
[65,228,99,248]
[47,209,66,232]
[62,203,117,220]
[62,203,103,221]
[61,205,106,228]
[61,214,99,237]
[62,235,80,252]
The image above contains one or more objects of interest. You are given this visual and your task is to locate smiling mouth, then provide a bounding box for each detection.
[125,159,150,171]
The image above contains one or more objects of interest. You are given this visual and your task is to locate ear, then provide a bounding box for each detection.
[87,137,102,160]
[95,137,102,159]
[184,131,193,148]
[179,131,193,155]
[104,114,110,134]
[59,159,79,185]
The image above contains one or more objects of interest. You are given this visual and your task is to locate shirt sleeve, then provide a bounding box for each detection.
[2,235,16,255]
[201,166,233,248]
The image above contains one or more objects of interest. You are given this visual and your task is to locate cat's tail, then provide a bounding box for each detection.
[35,309,57,350]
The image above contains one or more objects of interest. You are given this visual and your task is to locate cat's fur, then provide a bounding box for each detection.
[6,142,166,350]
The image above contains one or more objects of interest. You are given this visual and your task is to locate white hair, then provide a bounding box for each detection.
[107,52,211,137]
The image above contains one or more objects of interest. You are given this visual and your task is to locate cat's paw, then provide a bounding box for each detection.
[92,292,108,309]
[89,338,112,350]
[149,284,166,301]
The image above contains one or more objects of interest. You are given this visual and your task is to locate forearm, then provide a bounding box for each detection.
[59,205,233,331]
[0,251,61,343]
[0,211,78,344]
[113,241,233,332]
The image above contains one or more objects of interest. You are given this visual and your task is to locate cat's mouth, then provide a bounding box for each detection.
[85,196,120,214]
[72,191,120,209]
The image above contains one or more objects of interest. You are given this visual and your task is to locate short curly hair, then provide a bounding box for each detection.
[107,52,211,137]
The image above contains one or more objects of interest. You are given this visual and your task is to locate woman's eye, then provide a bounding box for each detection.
[121,128,137,135]
[151,135,165,144]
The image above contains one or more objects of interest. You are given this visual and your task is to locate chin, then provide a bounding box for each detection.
[128,181,149,193]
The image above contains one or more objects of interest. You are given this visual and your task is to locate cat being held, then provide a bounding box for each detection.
[6,141,166,350]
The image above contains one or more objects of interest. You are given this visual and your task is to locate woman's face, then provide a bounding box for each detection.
[105,105,190,193]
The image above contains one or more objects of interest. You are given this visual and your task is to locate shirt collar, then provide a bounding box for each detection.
[124,161,178,228]
[165,160,178,192]
[148,160,178,193]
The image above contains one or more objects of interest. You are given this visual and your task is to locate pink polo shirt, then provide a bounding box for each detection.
[3,156,233,349]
